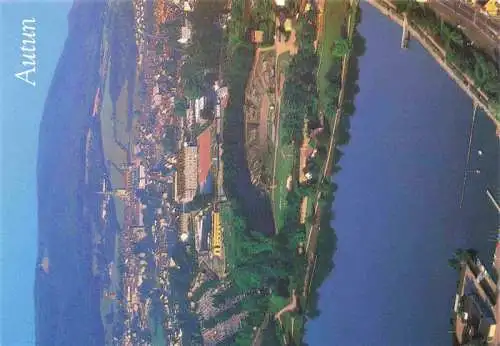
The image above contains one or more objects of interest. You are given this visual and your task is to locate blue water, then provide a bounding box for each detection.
[305,3,498,345]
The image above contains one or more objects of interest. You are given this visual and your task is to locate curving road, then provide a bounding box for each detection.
[426,0,500,58]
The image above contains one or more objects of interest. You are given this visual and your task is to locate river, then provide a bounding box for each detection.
[305,3,499,345]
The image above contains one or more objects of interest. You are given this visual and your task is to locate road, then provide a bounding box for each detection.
[427,0,500,58]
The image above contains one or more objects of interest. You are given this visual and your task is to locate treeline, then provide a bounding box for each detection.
[280,7,320,145]
[180,1,227,98]
[248,0,275,45]
[216,200,303,343]
[221,0,276,233]
[305,5,365,319]
[398,3,500,115]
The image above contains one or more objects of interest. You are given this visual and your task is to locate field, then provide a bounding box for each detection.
[272,142,296,231]
[100,65,132,227]
[277,51,291,74]
[221,204,240,272]
[316,0,347,109]
[281,313,305,345]
[270,49,295,232]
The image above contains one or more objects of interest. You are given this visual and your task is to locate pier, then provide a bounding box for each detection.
[486,189,500,214]
[401,12,409,49]
[459,102,478,209]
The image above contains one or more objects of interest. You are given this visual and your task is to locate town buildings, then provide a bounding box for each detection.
[453,255,497,345]
[197,125,212,193]
[174,144,198,203]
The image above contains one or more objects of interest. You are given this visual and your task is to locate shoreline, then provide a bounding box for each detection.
[365,0,500,136]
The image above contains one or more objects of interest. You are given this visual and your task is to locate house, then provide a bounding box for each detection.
[251,30,264,44]
[197,125,212,193]
[178,19,192,44]
[483,0,500,16]
[174,145,198,203]
[453,256,497,345]
[183,0,193,12]
[211,209,222,257]
[194,96,206,123]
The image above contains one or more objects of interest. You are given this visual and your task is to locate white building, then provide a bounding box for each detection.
[178,19,192,45]
[194,96,206,123]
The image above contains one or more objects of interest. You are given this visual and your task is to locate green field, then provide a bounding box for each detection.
[100,65,131,228]
[317,0,346,109]
[282,313,305,345]
[272,142,296,232]
[221,204,241,272]
[277,51,291,74]
[271,51,296,232]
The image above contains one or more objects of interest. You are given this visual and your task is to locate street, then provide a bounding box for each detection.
[428,0,499,57]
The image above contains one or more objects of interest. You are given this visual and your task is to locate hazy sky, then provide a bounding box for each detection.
[0,2,71,344]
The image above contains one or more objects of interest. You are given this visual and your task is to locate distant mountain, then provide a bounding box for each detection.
[35,1,107,345]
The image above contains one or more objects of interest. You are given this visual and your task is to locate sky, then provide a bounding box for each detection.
[0,1,71,344]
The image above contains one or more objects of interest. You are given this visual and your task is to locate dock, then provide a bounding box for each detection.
[401,12,409,49]
[486,189,500,214]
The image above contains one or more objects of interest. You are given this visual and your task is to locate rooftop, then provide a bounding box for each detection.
[197,126,212,188]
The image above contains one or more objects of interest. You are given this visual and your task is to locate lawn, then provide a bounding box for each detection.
[277,51,291,74]
[272,141,296,232]
[221,204,242,272]
[316,0,346,110]
[280,313,305,346]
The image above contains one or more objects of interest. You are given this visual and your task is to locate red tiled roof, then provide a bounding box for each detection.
[197,126,212,187]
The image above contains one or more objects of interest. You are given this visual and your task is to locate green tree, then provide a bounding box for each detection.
[491,101,500,122]
[440,23,463,54]
[163,59,177,75]
[174,98,187,117]
[181,58,204,98]
[269,293,288,314]
[288,228,306,252]
[234,327,254,346]
[332,38,352,57]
